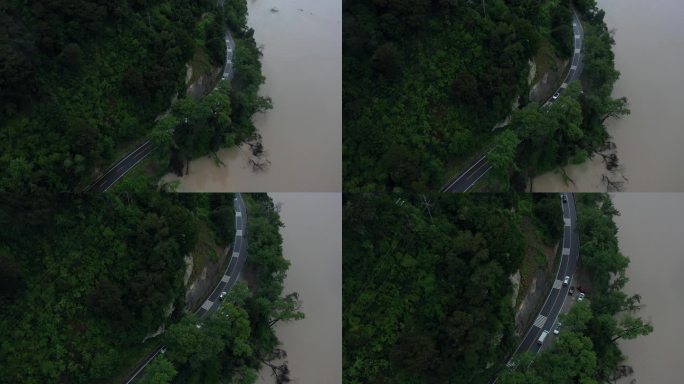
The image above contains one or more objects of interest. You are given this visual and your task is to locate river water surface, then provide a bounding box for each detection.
[611,193,684,383]
[164,0,341,191]
[534,0,684,191]
[258,193,341,383]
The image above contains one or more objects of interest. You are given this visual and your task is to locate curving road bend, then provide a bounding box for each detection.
[491,193,580,383]
[508,193,579,358]
[123,193,248,384]
[442,9,584,192]
[87,28,235,192]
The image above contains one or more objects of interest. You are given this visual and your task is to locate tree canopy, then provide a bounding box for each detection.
[0,0,269,192]
[344,0,629,192]
[0,193,302,384]
[343,193,563,383]
[499,194,651,383]
[343,0,575,191]
[0,193,235,382]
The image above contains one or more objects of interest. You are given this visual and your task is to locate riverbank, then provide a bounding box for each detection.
[164,0,342,192]
[534,0,684,191]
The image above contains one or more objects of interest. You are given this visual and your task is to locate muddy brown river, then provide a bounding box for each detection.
[611,193,684,383]
[258,193,341,383]
[164,0,341,192]
[534,0,684,191]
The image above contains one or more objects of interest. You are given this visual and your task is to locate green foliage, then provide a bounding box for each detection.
[0,193,236,383]
[0,0,269,192]
[343,194,564,383]
[487,130,521,190]
[0,0,215,191]
[501,194,652,383]
[139,356,177,384]
[162,194,302,383]
[502,329,598,384]
[164,301,252,380]
[507,6,629,187]
[344,1,629,192]
[343,0,557,191]
[242,195,304,352]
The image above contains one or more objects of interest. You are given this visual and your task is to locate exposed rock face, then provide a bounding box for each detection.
[529,58,569,104]
[185,65,222,100]
[143,324,165,343]
[510,270,521,307]
[527,59,536,86]
[183,255,194,286]
[183,245,230,313]
[513,243,559,336]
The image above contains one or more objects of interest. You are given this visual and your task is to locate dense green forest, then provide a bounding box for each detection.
[343,193,650,383]
[343,0,628,192]
[0,193,302,383]
[343,0,574,191]
[499,194,651,383]
[0,0,269,193]
[342,193,563,383]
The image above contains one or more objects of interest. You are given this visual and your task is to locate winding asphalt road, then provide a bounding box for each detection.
[442,9,585,192]
[507,193,579,360]
[489,193,580,384]
[124,193,248,383]
[87,29,235,192]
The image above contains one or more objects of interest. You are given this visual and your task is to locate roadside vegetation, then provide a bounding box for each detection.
[499,194,652,383]
[488,0,630,191]
[343,0,574,191]
[342,193,562,383]
[0,193,230,382]
[160,194,304,384]
[343,0,629,192]
[0,0,269,193]
[0,193,302,384]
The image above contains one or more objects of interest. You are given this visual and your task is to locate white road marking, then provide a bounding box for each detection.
[445,155,487,190]
[201,300,213,310]
[533,315,548,328]
[125,347,163,384]
[102,147,153,191]
[468,160,490,180]
[464,164,491,192]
